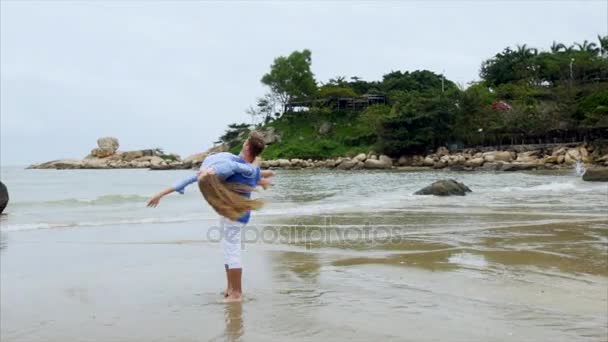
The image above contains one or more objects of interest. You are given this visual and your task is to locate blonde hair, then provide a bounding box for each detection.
[198,174,264,221]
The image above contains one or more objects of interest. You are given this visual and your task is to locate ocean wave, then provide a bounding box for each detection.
[11,194,150,208]
[498,182,578,193]
[0,214,217,232]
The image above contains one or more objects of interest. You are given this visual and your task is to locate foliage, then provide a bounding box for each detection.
[261,49,317,110]
[220,36,608,159]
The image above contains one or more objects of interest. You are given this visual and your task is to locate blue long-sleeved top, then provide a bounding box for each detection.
[173,152,261,223]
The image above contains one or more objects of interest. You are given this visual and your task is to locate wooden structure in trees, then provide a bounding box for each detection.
[286,94,386,112]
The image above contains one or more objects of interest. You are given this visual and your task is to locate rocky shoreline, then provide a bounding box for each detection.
[28,137,608,181]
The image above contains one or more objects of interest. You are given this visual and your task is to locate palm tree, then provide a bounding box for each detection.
[575,40,600,54]
[516,44,537,59]
[550,41,566,53]
[598,35,608,57]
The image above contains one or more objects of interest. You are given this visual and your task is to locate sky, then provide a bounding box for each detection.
[1,1,606,165]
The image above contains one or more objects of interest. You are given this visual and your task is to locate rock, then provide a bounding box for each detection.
[97,137,119,154]
[183,152,207,166]
[277,159,291,167]
[579,146,589,159]
[436,146,449,157]
[567,148,581,160]
[552,147,566,156]
[557,155,565,164]
[354,153,367,162]
[423,156,435,167]
[259,127,281,144]
[90,147,114,158]
[414,179,472,196]
[352,161,365,170]
[516,151,539,163]
[120,150,145,161]
[208,143,229,154]
[150,156,166,167]
[501,163,540,172]
[337,159,357,170]
[398,156,413,166]
[564,153,576,165]
[0,181,8,215]
[30,159,84,169]
[364,157,392,169]
[318,122,332,135]
[433,161,448,169]
[494,151,513,162]
[82,158,110,169]
[480,162,502,171]
[583,168,608,181]
[379,155,393,165]
[482,153,495,163]
[268,160,279,167]
[543,156,558,164]
[465,157,484,168]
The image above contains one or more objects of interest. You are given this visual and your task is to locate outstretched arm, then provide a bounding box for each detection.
[147,174,198,207]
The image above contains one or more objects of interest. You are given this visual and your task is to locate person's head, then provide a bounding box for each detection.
[241,131,266,162]
[198,175,264,221]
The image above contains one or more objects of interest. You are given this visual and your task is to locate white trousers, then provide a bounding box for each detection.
[220,217,245,269]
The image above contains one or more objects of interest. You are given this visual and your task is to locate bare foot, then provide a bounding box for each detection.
[223,293,243,303]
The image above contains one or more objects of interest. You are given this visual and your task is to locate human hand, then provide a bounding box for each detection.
[258,177,273,190]
[261,170,276,178]
[147,193,162,207]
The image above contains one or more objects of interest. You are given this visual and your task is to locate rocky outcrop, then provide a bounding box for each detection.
[0,181,8,215]
[582,168,608,182]
[414,179,472,196]
[29,138,195,170]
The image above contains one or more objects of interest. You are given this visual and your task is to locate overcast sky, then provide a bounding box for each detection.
[1,1,606,165]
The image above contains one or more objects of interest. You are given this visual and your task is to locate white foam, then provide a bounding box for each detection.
[448,252,488,268]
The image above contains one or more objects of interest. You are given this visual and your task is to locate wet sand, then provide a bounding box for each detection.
[1,217,607,342]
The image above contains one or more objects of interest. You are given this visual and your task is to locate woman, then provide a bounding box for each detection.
[147,132,274,302]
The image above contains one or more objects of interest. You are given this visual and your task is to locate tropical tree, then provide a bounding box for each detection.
[597,35,608,57]
[550,41,566,53]
[261,49,317,113]
[575,40,600,54]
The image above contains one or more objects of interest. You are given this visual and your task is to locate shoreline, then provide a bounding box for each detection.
[27,142,608,171]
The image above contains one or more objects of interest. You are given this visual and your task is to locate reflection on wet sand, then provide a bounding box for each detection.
[222,302,244,342]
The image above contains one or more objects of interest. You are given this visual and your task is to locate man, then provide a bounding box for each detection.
[147,132,274,302]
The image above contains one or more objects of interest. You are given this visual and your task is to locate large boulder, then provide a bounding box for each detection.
[183,152,208,167]
[423,156,435,167]
[337,159,357,170]
[582,168,608,182]
[259,127,282,145]
[277,159,291,168]
[354,153,367,162]
[90,147,114,158]
[436,146,449,157]
[494,151,513,162]
[464,157,484,168]
[364,155,392,169]
[95,137,119,156]
[0,181,8,215]
[415,179,472,196]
